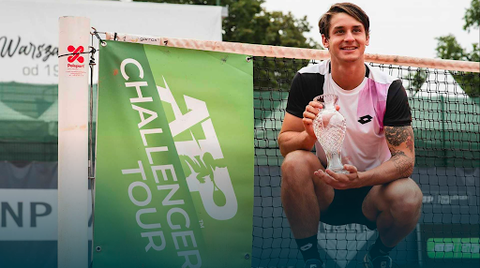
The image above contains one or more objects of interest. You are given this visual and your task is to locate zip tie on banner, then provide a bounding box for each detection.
[91,27,107,46]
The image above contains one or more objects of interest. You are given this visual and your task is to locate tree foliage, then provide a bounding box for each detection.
[134,0,318,48]
[404,68,428,96]
[435,0,480,98]
[133,0,320,91]
[463,0,480,31]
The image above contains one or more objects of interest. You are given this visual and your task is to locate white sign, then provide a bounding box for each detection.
[0,189,93,241]
[0,0,223,84]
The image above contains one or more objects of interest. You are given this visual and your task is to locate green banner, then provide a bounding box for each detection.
[93,41,253,268]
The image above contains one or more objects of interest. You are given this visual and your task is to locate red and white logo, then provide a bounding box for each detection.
[66,45,86,76]
[67,45,84,63]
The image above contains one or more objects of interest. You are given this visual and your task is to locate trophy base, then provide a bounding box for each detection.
[327,167,350,174]
[325,152,348,174]
[329,168,349,174]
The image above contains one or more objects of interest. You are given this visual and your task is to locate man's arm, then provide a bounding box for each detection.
[279,100,338,157]
[278,112,317,157]
[360,125,415,185]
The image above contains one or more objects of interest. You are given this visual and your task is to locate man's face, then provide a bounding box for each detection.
[322,12,369,63]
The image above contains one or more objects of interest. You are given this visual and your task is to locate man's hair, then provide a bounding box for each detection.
[318,2,370,39]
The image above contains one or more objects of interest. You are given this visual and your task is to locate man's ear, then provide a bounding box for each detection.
[365,34,370,46]
[322,34,329,49]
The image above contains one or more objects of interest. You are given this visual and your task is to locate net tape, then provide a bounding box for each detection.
[105,32,480,73]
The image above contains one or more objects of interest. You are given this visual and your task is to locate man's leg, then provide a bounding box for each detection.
[281,150,334,263]
[362,178,423,262]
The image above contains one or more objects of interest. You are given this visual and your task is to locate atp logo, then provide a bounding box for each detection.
[156,77,238,221]
[67,45,84,63]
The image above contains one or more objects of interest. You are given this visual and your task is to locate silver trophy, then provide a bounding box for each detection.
[313,94,348,174]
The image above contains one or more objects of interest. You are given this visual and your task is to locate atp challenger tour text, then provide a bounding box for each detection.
[120,58,201,268]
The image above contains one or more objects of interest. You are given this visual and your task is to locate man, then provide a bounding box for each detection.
[278,3,423,268]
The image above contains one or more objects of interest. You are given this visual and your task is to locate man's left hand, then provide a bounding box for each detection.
[314,165,363,190]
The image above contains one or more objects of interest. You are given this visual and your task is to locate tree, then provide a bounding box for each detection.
[133,0,320,91]
[435,0,479,98]
[404,68,428,97]
[463,0,480,31]
[134,0,319,48]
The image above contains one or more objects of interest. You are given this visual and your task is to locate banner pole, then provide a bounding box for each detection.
[58,16,90,268]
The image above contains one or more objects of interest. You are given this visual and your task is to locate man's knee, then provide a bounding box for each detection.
[281,150,319,175]
[281,150,319,187]
[384,178,423,216]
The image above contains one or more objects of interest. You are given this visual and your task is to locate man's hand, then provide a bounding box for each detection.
[302,100,322,139]
[302,101,340,139]
[314,164,363,190]
[278,98,340,157]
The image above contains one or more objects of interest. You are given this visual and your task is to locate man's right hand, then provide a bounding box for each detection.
[302,101,340,138]
[302,100,322,139]
[278,98,338,157]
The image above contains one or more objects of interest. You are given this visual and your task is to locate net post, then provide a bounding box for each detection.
[58,16,90,268]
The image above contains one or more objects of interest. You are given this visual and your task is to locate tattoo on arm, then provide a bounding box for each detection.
[385,126,415,177]
[385,126,415,154]
[389,149,413,178]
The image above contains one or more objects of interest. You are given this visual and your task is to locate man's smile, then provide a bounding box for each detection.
[341,46,357,50]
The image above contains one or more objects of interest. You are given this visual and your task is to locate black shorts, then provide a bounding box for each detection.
[319,186,377,230]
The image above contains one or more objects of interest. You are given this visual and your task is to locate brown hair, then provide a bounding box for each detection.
[318,2,370,39]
